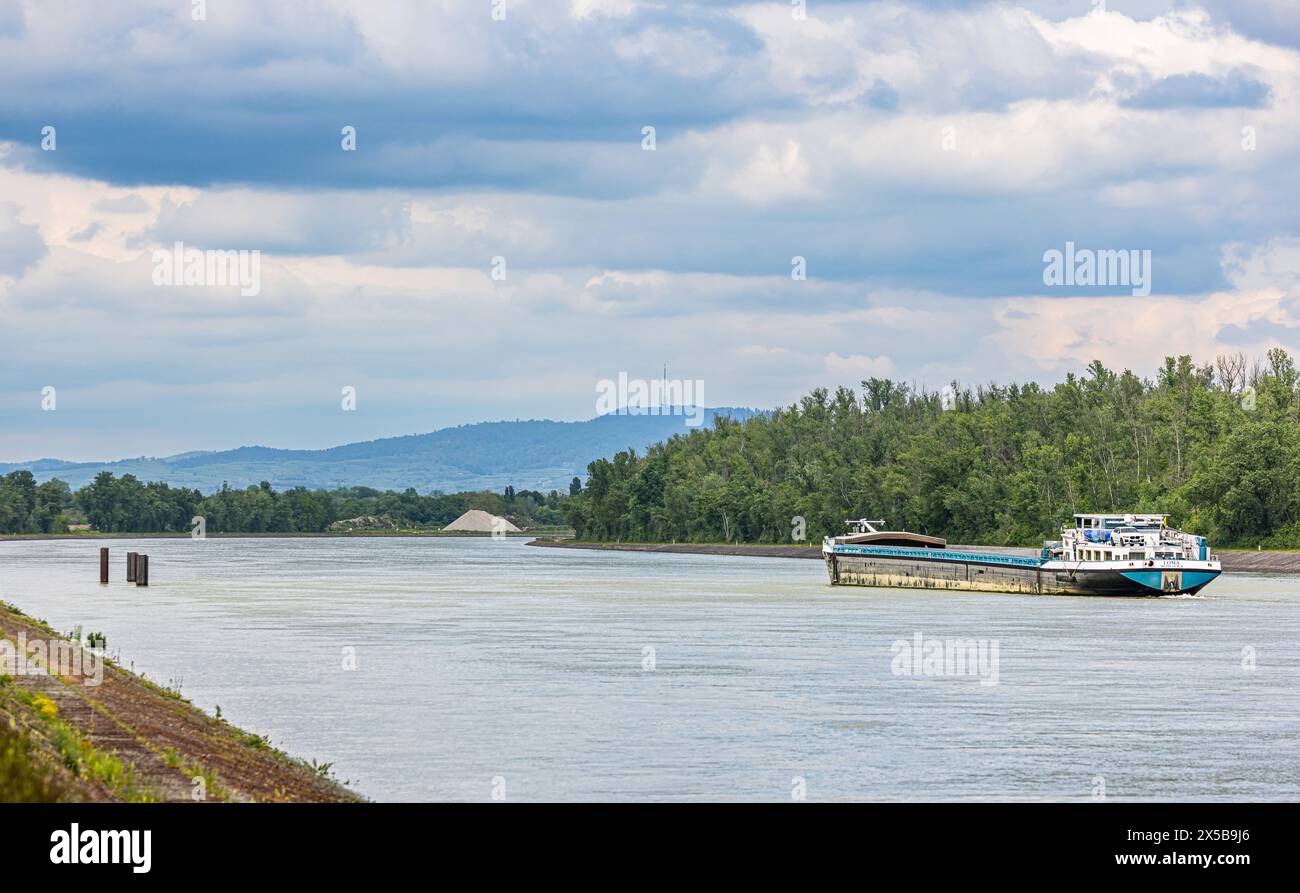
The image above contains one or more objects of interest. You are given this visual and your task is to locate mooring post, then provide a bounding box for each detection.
[136,554,149,587]
[99,547,109,584]
[127,551,138,583]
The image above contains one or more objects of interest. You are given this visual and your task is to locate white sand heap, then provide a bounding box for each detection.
[442,509,521,533]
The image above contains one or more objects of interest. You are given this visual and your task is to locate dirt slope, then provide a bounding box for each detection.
[1,601,358,803]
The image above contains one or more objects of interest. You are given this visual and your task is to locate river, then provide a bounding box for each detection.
[1,536,1296,801]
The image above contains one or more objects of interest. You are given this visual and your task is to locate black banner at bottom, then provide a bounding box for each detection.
[1,802,1282,880]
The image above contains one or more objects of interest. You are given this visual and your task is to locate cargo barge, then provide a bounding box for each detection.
[823,514,1220,596]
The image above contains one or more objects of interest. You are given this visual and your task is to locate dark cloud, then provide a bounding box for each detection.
[0,1,780,191]
[0,0,23,38]
[0,0,1209,192]
[861,79,900,111]
[1217,318,1300,347]
[68,221,103,242]
[1121,69,1273,110]
[1201,0,1300,50]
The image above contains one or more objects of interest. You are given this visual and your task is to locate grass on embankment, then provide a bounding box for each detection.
[0,675,150,802]
[0,599,361,803]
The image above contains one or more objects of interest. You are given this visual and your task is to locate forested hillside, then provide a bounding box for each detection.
[564,352,1300,549]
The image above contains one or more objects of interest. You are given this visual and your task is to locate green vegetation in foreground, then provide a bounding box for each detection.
[0,675,151,802]
[564,351,1300,549]
[0,475,572,535]
[0,710,73,802]
[162,745,230,801]
[0,610,359,802]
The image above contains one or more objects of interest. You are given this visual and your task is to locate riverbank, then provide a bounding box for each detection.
[529,539,823,558]
[527,538,1300,573]
[0,599,359,803]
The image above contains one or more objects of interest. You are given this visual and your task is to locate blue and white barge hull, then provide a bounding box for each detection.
[823,514,1221,597]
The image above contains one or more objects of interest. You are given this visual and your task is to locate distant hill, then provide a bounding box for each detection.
[0,409,763,494]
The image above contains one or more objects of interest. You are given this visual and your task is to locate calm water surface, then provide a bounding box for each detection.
[1,537,1297,801]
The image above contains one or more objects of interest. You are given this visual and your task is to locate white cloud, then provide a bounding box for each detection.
[571,0,638,20]
[614,25,729,77]
[987,237,1300,374]
[824,352,896,379]
[724,139,814,203]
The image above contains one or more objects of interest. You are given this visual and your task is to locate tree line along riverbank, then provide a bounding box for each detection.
[0,529,560,542]
[561,352,1300,551]
[0,472,570,535]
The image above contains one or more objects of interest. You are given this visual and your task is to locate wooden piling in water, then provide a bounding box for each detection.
[136,554,149,587]
[99,547,109,584]
[127,551,138,582]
